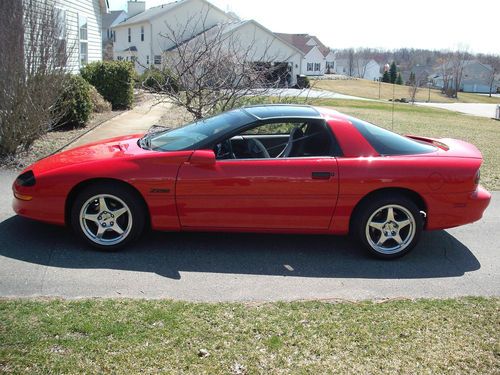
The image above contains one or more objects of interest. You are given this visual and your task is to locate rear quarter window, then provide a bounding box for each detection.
[350,117,436,155]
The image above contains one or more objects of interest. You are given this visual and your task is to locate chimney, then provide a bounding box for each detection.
[127,1,146,18]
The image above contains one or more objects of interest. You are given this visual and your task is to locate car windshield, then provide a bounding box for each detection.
[350,117,437,155]
[147,109,254,151]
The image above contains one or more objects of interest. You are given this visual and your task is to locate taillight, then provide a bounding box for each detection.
[474,170,480,186]
[16,170,36,187]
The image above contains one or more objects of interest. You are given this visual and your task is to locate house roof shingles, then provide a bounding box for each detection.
[273,33,330,57]
[102,10,125,29]
[116,0,185,27]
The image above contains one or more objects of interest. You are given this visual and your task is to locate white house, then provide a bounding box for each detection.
[274,33,333,76]
[334,58,381,81]
[164,19,305,86]
[112,0,232,72]
[102,10,127,59]
[54,0,109,72]
[102,10,127,44]
[112,0,305,85]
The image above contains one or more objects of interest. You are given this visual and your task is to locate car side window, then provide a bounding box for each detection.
[214,120,337,160]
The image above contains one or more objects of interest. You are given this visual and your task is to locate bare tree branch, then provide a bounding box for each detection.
[140,10,297,119]
[0,0,71,157]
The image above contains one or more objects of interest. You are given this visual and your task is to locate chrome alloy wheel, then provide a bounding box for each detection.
[79,194,133,246]
[365,204,416,255]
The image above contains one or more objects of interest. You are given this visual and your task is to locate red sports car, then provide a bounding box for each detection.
[12,105,490,258]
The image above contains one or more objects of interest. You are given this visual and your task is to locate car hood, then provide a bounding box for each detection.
[29,134,149,174]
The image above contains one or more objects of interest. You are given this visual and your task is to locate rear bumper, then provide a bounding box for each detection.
[426,185,491,230]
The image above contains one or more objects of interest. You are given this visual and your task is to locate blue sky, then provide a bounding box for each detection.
[108,0,500,54]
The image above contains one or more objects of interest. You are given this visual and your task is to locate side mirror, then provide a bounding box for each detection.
[189,149,216,166]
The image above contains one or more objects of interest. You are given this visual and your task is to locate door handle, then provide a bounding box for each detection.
[311,172,333,180]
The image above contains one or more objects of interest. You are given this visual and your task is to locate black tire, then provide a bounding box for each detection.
[352,193,423,259]
[70,182,146,251]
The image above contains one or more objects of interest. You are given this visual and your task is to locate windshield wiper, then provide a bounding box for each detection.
[139,134,152,150]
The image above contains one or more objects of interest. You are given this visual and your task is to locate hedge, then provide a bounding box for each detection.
[54,75,93,129]
[139,67,180,93]
[81,61,134,109]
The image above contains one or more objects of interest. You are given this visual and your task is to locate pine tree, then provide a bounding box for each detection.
[408,71,416,85]
[396,73,403,85]
[389,61,397,84]
[382,71,390,83]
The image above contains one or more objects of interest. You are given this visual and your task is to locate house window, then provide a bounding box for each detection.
[117,56,123,61]
[79,15,88,66]
[54,7,66,67]
[146,55,150,65]
[154,55,162,65]
[314,63,321,71]
[113,31,116,42]
[141,26,144,41]
[80,43,88,66]
[307,63,313,71]
[55,39,67,67]
[54,7,66,39]
[128,28,131,43]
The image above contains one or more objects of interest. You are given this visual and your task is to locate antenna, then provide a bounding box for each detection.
[391,81,395,131]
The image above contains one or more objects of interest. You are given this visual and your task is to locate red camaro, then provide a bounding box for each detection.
[12,105,490,258]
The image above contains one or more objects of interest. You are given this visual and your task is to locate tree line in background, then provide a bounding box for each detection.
[335,47,500,98]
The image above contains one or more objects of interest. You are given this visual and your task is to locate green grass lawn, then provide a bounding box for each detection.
[314,79,500,104]
[1,298,498,374]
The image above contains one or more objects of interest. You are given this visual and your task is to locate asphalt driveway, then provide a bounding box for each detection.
[1,169,498,301]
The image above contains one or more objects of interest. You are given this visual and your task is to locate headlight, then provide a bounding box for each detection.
[16,170,36,187]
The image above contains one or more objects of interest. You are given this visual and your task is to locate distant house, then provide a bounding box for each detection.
[432,60,499,93]
[102,10,127,44]
[112,0,305,85]
[274,33,333,76]
[334,57,381,81]
[102,10,127,60]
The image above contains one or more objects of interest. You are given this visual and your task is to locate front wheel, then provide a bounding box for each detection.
[71,183,146,251]
[353,195,423,259]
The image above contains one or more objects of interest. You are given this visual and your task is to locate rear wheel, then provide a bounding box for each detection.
[71,183,146,250]
[353,194,423,259]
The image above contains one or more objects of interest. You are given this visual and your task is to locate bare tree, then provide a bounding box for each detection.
[0,0,70,157]
[480,54,500,97]
[435,53,453,96]
[143,11,296,120]
[448,48,469,98]
[347,48,355,77]
[407,71,428,104]
[354,49,370,79]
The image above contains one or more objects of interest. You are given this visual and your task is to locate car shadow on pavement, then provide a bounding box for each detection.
[0,216,480,280]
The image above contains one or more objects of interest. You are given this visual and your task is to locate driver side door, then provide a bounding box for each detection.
[175,121,339,231]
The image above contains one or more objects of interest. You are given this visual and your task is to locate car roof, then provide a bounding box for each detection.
[241,104,322,120]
